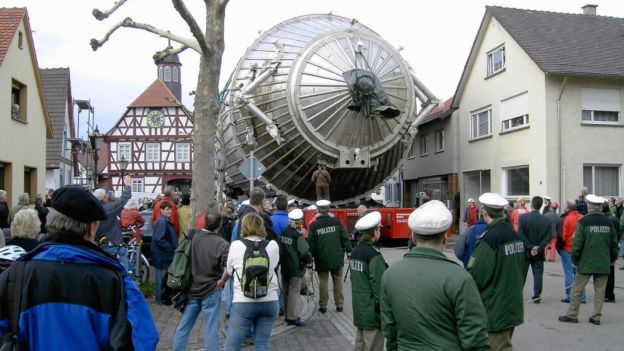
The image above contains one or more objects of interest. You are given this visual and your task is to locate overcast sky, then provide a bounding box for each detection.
[5,0,624,137]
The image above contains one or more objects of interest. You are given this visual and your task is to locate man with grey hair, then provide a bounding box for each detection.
[0,185,159,349]
[0,190,8,229]
[94,175,132,269]
[8,193,31,225]
[559,194,619,326]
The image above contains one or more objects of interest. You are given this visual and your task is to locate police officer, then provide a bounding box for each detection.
[280,209,313,326]
[350,211,387,351]
[381,200,490,350]
[559,194,619,325]
[468,193,525,351]
[308,199,352,313]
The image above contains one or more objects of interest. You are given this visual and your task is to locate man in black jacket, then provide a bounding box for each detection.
[518,196,552,303]
[234,188,277,242]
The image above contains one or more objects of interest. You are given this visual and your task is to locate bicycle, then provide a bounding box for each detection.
[100,229,150,285]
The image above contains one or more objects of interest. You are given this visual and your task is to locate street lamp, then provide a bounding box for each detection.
[119,156,129,179]
[89,126,104,189]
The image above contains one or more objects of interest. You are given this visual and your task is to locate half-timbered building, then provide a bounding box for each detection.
[100,54,193,195]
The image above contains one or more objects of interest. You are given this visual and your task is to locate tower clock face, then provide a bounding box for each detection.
[147,110,165,127]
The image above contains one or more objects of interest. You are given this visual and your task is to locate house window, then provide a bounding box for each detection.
[583,165,619,197]
[501,92,529,132]
[117,143,131,163]
[158,66,163,80]
[487,45,505,76]
[23,167,36,200]
[407,138,417,158]
[146,143,160,162]
[164,66,172,82]
[11,79,27,122]
[435,129,445,152]
[470,109,492,139]
[581,88,620,124]
[173,67,179,82]
[419,134,428,156]
[176,143,190,162]
[504,166,529,197]
[132,178,144,193]
[18,32,23,49]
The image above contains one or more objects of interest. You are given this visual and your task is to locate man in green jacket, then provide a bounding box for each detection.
[308,200,352,313]
[381,200,490,351]
[559,194,619,325]
[468,192,525,351]
[280,208,313,326]
[350,211,387,351]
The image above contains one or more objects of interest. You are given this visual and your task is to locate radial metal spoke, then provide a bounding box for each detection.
[325,106,355,138]
[379,75,405,84]
[299,87,349,99]
[385,91,408,103]
[301,71,347,83]
[315,99,352,131]
[305,60,346,78]
[302,93,350,119]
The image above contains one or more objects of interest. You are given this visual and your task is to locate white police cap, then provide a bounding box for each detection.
[408,200,452,235]
[242,200,250,205]
[586,194,607,204]
[478,192,507,211]
[544,195,551,201]
[316,199,331,207]
[355,211,381,231]
[288,208,304,221]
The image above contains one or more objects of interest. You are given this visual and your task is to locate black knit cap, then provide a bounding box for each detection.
[51,186,107,223]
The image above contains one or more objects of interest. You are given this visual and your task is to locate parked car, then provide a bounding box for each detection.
[138,210,153,261]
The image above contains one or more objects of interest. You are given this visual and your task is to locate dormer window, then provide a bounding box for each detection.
[164,66,171,82]
[18,31,23,49]
[158,66,163,80]
[487,45,505,76]
[173,67,179,82]
[11,79,27,122]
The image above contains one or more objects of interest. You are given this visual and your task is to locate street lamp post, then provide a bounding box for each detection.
[119,157,129,188]
[89,126,104,190]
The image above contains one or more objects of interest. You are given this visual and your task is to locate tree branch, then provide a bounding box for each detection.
[153,44,189,64]
[92,0,129,21]
[90,17,201,53]
[172,0,211,56]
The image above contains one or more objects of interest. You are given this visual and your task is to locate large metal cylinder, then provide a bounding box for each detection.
[222,14,436,204]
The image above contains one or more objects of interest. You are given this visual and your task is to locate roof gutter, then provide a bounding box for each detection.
[557,76,568,204]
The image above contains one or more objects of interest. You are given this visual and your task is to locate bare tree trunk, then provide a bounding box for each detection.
[190,1,226,224]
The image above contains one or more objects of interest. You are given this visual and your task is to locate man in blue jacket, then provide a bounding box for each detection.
[271,196,290,238]
[0,186,159,350]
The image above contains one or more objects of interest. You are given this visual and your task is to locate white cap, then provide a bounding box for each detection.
[355,211,382,231]
[408,200,452,235]
[288,208,304,221]
[544,195,551,200]
[316,199,331,207]
[306,205,317,210]
[287,199,296,205]
[242,200,250,205]
[467,198,475,203]
[479,192,508,211]
[586,194,607,204]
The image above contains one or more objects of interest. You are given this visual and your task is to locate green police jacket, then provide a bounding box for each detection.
[381,247,490,351]
[350,241,388,330]
[467,217,525,332]
[280,226,313,279]
[572,210,619,274]
[308,215,352,271]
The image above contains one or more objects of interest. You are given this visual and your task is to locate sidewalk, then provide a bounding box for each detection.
[150,286,354,351]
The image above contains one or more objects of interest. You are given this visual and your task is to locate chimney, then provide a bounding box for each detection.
[581,4,597,15]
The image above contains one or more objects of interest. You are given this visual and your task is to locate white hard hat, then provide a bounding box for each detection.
[355,211,382,231]
[467,198,475,203]
[0,245,27,261]
[288,208,304,221]
[408,200,452,235]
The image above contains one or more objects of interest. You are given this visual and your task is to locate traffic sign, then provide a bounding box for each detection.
[239,156,266,180]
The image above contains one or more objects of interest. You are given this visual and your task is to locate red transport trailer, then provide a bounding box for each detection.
[302,208,414,241]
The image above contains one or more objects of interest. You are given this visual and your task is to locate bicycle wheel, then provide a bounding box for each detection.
[138,255,150,285]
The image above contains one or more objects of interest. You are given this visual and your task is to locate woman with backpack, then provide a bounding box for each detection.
[223,212,280,351]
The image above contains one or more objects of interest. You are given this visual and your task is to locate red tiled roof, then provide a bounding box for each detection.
[419,97,455,126]
[128,79,182,108]
[0,8,26,67]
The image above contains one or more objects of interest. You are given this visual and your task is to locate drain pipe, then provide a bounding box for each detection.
[557,76,568,204]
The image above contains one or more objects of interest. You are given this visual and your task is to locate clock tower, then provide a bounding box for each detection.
[157,53,182,101]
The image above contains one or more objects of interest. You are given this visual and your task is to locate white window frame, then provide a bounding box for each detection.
[502,166,530,197]
[176,143,191,162]
[131,178,144,193]
[581,110,619,124]
[470,108,492,140]
[501,114,529,132]
[487,45,505,76]
[117,142,131,163]
[419,134,428,156]
[581,87,620,125]
[583,164,620,198]
[173,67,179,82]
[435,129,445,152]
[164,66,171,82]
[146,143,160,162]
[158,66,163,80]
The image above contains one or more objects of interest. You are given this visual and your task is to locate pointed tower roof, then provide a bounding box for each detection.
[128,79,182,108]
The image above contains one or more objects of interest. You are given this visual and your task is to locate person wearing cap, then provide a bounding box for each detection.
[381,200,490,350]
[517,196,552,303]
[350,211,388,351]
[308,199,352,313]
[543,200,562,262]
[509,197,529,232]
[464,198,479,227]
[0,186,159,349]
[559,195,619,325]
[279,208,313,326]
[467,192,525,350]
[542,196,552,215]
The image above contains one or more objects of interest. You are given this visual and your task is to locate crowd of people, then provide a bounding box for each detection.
[0,181,621,350]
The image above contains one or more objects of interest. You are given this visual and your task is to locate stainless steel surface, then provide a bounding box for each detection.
[222,14,437,203]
